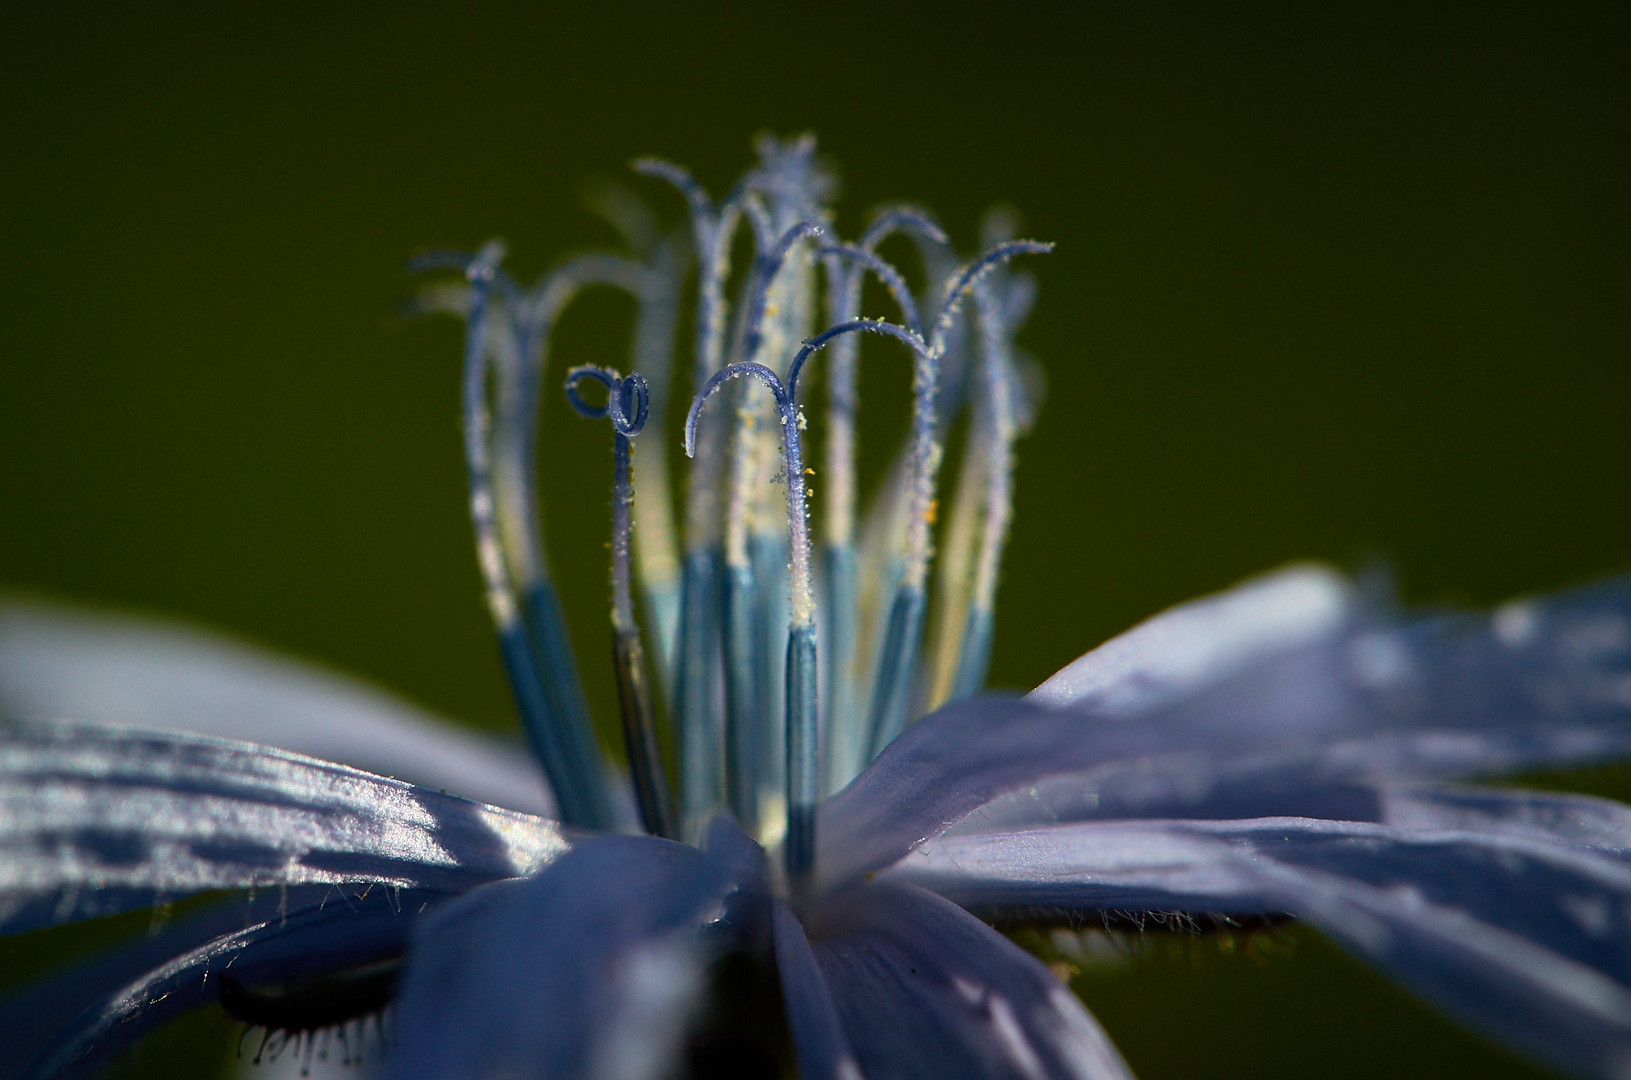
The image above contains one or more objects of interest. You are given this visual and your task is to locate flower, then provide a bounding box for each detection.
[4,136,1631,1079]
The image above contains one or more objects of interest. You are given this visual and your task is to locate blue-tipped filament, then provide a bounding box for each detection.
[450,241,616,831]
[686,359,818,881]
[419,136,1049,896]
[565,364,673,840]
[817,208,948,793]
[716,218,823,838]
[635,157,742,840]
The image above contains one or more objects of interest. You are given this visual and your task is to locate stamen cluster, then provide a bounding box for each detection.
[418,135,1051,887]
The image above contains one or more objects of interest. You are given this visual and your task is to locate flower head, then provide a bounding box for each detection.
[4,137,1631,1080]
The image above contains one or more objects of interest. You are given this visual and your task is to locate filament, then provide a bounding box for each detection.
[564,364,673,839]
[451,242,615,830]
[686,361,819,880]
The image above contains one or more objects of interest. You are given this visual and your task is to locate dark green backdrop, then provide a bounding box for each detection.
[2,3,1627,1077]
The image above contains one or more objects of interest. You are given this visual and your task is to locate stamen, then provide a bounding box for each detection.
[409,249,527,308]
[745,133,832,224]
[928,241,1055,357]
[854,240,1054,760]
[686,361,817,882]
[451,242,615,830]
[739,194,776,261]
[565,364,674,840]
[434,144,1055,894]
[820,208,948,551]
[818,209,949,794]
[928,262,1035,705]
[740,221,824,365]
[630,159,712,235]
[925,404,984,710]
[636,159,748,837]
[739,199,823,835]
[859,207,950,251]
[634,159,749,541]
[503,254,647,592]
[721,523,762,832]
[720,220,822,836]
[925,215,1037,708]
[584,182,660,253]
[817,244,924,338]
[953,274,1042,700]
[722,376,764,836]
[498,253,650,835]
[723,437,779,837]
[788,318,935,783]
[563,197,691,694]
[625,234,690,698]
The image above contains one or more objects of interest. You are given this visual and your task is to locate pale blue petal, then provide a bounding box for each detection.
[883,817,1263,914]
[385,834,738,1080]
[817,697,1122,889]
[1032,567,1631,737]
[1035,568,1631,763]
[772,899,862,1080]
[21,885,434,1079]
[0,599,553,814]
[821,575,1631,886]
[0,719,566,932]
[884,785,1631,1079]
[1248,816,1631,1079]
[1029,563,1358,714]
[885,782,1631,913]
[805,882,1134,1080]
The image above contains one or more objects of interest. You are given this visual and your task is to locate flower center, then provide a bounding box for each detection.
[421,136,1050,889]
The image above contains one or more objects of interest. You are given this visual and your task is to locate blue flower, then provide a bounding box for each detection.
[4,136,1631,1080]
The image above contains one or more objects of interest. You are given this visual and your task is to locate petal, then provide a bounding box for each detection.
[1244,817,1631,1079]
[817,691,1327,890]
[883,782,1631,916]
[1029,563,1356,714]
[771,900,863,1080]
[804,882,1133,1080]
[0,598,553,814]
[0,719,566,932]
[882,817,1258,914]
[817,696,1111,889]
[2,885,343,1070]
[1031,567,1631,741]
[700,813,774,953]
[883,785,1631,1079]
[820,575,1631,886]
[384,834,739,1080]
[19,885,435,1079]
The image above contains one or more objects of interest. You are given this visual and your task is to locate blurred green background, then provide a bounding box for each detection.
[2,2,1628,1077]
